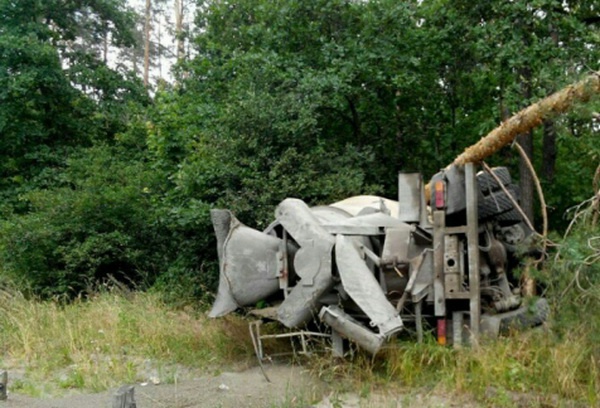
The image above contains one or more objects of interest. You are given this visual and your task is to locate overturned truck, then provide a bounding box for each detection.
[207,75,600,355]
[209,163,548,355]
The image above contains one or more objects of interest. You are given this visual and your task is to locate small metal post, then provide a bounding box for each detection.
[331,331,344,357]
[453,311,464,348]
[0,370,7,400]
[415,300,423,343]
[300,332,308,354]
[433,210,446,317]
[113,385,136,408]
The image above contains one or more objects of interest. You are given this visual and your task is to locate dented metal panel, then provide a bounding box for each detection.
[335,234,403,337]
[276,199,335,328]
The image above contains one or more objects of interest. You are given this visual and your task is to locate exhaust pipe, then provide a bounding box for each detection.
[319,306,386,355]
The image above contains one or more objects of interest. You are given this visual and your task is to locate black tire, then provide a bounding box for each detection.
[495,208,523,225]
[499,298,549,333]
[477,167,512,194]
[478,184,520,220]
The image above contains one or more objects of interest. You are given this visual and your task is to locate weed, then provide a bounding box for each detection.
[0,289,252,395]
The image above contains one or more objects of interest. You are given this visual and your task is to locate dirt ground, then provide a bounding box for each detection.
[1,363,486,408]
[4,365,317,408]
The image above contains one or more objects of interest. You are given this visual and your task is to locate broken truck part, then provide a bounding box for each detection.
[210,163,548,355]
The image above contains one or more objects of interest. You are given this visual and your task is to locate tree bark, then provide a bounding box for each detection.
[517,68,535,223]
[542,120,557,182]
[103,30,108,64]
[451,73,600,166]
[144,0,151,87]
[175,0,185,61]
[423,73,600,198]
[517,132,535,222]
[541,19,559,185]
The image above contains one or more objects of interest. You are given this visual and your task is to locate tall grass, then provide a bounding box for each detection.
[310,325,599,406]
[0,290,252,394]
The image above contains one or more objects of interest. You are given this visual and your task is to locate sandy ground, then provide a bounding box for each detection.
[4,365,321,408]
[0,363,506,408]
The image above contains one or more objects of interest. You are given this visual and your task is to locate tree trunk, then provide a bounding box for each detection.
[175,0,185,61]
[144,0,151,87]
[157,14,162,80]
[451,73,600,166]
[103,30,108,64]
[542,19,559,185]
[542,120,557,182]
[517,68,535,223]
[517,132,535,222]
[395,91,405,169]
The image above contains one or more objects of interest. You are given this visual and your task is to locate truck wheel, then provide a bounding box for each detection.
[477,167,511,194]
[478,184,520,220]
[495,208,523,226]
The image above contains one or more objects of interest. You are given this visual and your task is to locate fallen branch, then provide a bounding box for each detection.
[512,141,550,260]
[424,73,600,199]
[453,73,600,166]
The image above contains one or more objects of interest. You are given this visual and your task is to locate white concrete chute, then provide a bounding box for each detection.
[209,209,282,317]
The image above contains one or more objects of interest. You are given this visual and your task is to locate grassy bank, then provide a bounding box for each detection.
[0,290,252,395]
[315,326,599,406]
[0,290,599,405]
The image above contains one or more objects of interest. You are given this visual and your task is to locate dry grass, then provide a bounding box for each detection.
[0,289,253,395]
[307,324,600,406]
[1,288,599,406]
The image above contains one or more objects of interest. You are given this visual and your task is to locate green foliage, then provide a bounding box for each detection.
[0,0,146,195]
[0,0,599,300]
[546,199,600,339]
[0,145,166,296]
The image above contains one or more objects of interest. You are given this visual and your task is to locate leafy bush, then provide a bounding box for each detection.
[0,145,167,296]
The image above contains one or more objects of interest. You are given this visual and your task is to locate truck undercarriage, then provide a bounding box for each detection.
[209,163,548,355]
